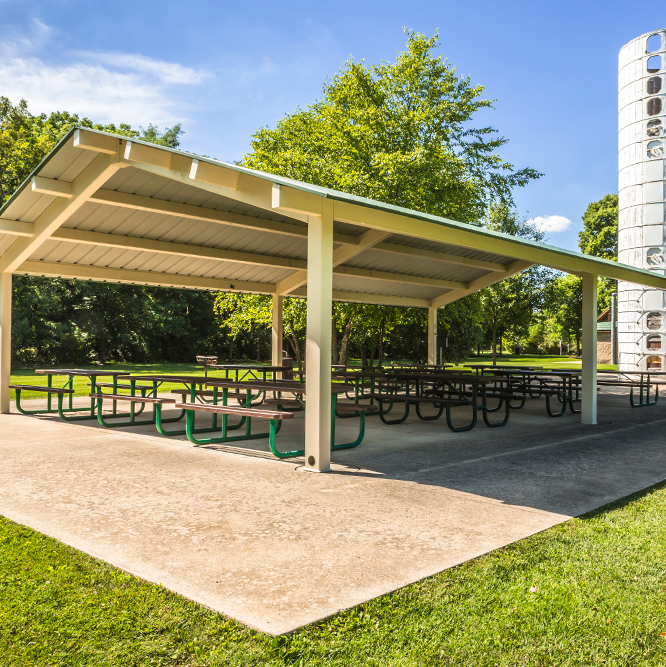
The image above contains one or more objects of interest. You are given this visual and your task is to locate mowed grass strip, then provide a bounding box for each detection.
[2,484,666,665]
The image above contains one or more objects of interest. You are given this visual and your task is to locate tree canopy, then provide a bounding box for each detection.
[243,31,541,224]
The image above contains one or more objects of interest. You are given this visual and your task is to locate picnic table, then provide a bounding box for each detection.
[209,364,306,382]
[379,372,511,430]
[11,369,130,420]
[472,368,582,416]
[596,369,666,407]
[192,378,369,457]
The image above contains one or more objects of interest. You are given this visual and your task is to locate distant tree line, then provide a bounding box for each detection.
[1,32,617,368]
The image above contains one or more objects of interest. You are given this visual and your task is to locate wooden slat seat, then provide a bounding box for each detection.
[89,393,175,405]
[335,403,379,413]
[90,382,153,390]
[368,393,467,406]
[264,398,303,408]
[174,402,294,420]
[9,384,74,394]
[597,380,666,387]
[170,389,216,397]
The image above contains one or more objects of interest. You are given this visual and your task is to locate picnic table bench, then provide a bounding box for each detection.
[197,379,367,456]
[11,369,130,419]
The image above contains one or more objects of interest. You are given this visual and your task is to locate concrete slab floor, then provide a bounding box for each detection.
[1,388,665,634]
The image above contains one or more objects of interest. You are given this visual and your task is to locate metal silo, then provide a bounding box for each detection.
[619,30,666,371]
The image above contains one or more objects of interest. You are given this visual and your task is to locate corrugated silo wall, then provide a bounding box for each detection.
[619,30,666,371]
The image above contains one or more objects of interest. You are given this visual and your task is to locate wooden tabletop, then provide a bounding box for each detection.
[125,375,211,383]
[466,365,544,370]
[206,379,353,394]
[36,369,130,377]
[597,370,666,376]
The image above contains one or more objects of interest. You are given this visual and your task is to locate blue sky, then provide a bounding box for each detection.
[0,1,658,250]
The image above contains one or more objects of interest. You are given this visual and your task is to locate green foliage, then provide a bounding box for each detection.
[4,483,666,663]
[12,277,225,365]
[547,274,583,354]
[438,293,485,362]
[579,194,619,311]
[579,194,618,261]
[479,204,551,360]
[243,30,541,223]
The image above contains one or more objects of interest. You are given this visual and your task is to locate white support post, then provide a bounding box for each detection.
[271,294,283,377]
[427,306,438,365]
[304,202,333,472]
[581,271,598,424]
[0,272,11,414]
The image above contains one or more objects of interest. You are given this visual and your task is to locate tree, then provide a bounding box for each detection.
[237,31,541,361]
[243,31,540,223]
[579,194,618,311]
[438,293,485,363]
[547,274,583,355]
[579,194,618,260]
[479,204,551,364]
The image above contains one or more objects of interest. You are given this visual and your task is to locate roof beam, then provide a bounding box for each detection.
[73,128,119,154]
[276,228,390,296]
[372,242,509,272]
[17,261,275,294]
[430,260,533,308]
[333,265,466,290]
[0,219,34,237]
[31,176,73,198]
[1,153,125,274]
[51,228,307,270]
[88,189,359,245]
[290,287,431,308]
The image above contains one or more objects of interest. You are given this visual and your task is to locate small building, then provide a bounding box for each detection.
[597,307,617,364]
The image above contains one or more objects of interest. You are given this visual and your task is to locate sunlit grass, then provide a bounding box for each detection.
[2,482,666,665]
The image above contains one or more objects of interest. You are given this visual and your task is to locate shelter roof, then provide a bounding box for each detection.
[1,127,663,308]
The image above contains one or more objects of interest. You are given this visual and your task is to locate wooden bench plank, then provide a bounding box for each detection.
[368,393,467,406]
[174,402,293,420]
[9,384,74,394]
[335,403,379,413]
[91,382,154,390]
[264,398,303,408]
[90,393,175,405]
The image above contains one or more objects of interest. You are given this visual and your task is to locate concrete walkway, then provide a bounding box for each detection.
[1,389,665,634]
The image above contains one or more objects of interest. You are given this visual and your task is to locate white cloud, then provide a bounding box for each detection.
[0,22,211,127]
[527,214,573,233]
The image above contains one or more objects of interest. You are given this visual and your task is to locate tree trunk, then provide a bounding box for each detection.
[287,329,302,370]
[227,339,234,362]
[499,329,503,357]
[491,315,497,366]
[576,333,581,356]
[378,319,386,367]
[339,319,353,366]
[256,337,261,362]
[332,319,339,365]
[360,342,367,368]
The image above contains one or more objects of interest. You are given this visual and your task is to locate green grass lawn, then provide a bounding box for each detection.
[9,355,615,402]
[8,363,255,401]
[2,482,666,665]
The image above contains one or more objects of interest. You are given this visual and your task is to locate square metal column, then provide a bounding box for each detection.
[304,202,333,472]
[0,272,11,414]
[581,271,598,424]
[427,306,438,365]
[271,294,283,377]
